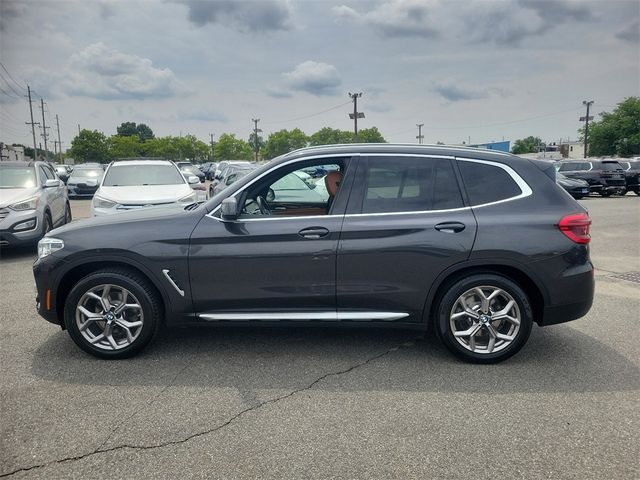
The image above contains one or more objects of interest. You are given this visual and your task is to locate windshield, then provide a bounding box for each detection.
[0,166,37,189]
[71,169,103,178]
[602,162,623,171]
[103,164,185,186]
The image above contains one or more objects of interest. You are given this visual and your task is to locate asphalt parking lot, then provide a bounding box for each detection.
[0,196,638,479]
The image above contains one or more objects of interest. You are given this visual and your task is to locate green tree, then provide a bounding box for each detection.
[309,127,353,146]
[584,97,640,157]
[69,129,110,163]
[108,134,143,159]
[262,128,308,159]
[116,122,155,141]
[116,122,138,137]
[511,136,545,155]
[358,127,386,143]
[214,133,253,160]
[248,132,265,155]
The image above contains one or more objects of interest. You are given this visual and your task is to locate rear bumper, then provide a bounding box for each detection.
[538,265,594,326]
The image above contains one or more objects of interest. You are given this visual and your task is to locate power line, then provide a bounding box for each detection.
[0,61,26,91]
[0,70,24,97]
[263,100,351,126]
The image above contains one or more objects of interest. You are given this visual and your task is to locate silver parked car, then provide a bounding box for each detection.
[0,161,71,247]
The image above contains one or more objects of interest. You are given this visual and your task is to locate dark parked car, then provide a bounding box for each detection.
[34,144,594,363]
[200,162,218,180]
[619,159,640,195]
[209,163,256,197]
[556,172,590,199]
[66,166,104,198]
[176,162,205,183]
[557,159,626,196]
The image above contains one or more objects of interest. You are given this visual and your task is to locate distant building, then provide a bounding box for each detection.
[0,143,26,162]
[558,141,585,159]
[466,140,511,152]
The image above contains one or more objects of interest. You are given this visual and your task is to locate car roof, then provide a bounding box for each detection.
[111,160,174,167]
[0,161,36,167]
[275,143,526,167]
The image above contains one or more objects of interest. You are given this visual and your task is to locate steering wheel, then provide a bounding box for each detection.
[256,196,272,215]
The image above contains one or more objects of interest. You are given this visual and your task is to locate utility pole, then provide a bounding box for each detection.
[39,99,50,161]
[348,92,364,141]
[251,118,261,162]
[78,124,81,135]
[209,133,215,161]
[56,114,62,162]
[580,100,594,158]
[25,85,39,160]
[416,124,424,144]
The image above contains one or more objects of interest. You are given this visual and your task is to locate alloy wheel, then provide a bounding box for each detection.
[449,286,521,354]
[75,284,144,351]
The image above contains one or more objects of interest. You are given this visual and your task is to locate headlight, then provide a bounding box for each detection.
[38,237,64,259]
[10,196,39,211]
[178,192,197,204]
[93,195,117,209]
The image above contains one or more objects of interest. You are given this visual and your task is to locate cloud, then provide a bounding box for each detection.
[616,20,639,43]
[433,81,506,102]
[62,43,183,100]
[0,0,27,31]
[176,0,292,32]
[333,0,595,45]
[332,1,439,38]
[282,61,342,96]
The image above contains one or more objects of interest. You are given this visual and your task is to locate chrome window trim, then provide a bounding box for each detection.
[199,311,409,321]
[456,157,533,209]
[206,153,531,222]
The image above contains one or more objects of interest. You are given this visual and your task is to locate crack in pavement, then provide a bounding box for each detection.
[0,338,420,478]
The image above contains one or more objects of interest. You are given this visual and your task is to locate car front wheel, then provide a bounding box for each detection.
[435,274,533,363]
[64,269,161,359]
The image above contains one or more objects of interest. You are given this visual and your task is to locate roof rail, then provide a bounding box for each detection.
[281,142,514,158]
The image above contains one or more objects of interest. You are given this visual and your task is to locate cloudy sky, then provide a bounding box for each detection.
[0,0,638,151]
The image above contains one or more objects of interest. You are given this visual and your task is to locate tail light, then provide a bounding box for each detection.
[558,213,591,244]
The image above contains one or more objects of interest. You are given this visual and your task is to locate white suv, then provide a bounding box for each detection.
[91,160,201,216]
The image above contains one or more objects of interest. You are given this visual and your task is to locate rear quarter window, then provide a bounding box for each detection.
[458,161,522,206]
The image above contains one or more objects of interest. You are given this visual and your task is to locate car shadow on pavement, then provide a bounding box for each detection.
[30,323,639,395]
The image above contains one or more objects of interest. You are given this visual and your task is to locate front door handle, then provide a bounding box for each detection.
[298,227,330,239]
[434,222,466,233]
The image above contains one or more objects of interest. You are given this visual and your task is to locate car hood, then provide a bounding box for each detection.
[558,177,589,187]
[97,184,191,204]
[0,187,39,208]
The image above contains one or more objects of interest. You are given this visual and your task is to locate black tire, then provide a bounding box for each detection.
[41,213,52,239]
[435,274,533,364]
[64,269,162,359]
[64,201,72,224]
[600,191,612,197]
[572,194,584,200]
[635,190,640,196]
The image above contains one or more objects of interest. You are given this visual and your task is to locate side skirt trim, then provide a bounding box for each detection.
[198,311,409,322]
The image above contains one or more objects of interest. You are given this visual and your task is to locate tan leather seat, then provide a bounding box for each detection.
[325,171,343,198]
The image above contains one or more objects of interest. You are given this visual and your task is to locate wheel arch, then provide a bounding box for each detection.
[422,261,548,328]
[55,257,168,330]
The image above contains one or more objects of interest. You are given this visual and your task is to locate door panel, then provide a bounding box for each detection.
[189,215,342,314]
[337,210,476,321]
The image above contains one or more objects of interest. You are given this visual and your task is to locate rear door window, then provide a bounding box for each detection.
[458,160,522,206]
[361,157,463,213]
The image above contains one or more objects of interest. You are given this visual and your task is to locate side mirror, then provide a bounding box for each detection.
[225,174,237,186]
[44,179,61,188]
[187,175,199,184]
[221,197,239,220]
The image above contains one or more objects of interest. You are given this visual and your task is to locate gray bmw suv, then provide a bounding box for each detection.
[33,144,594,363]
[0,161,71,247]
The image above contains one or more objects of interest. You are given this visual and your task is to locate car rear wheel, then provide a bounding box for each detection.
[435,274,533,363]
[64,269,161,359]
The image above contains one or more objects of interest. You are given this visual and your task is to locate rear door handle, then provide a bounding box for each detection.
[298,227,330,239]
[434,222,466,233]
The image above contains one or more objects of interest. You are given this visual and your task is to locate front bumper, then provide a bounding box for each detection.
[67,185,98,197]
[0,210,42,247]
[33,253,67,326]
